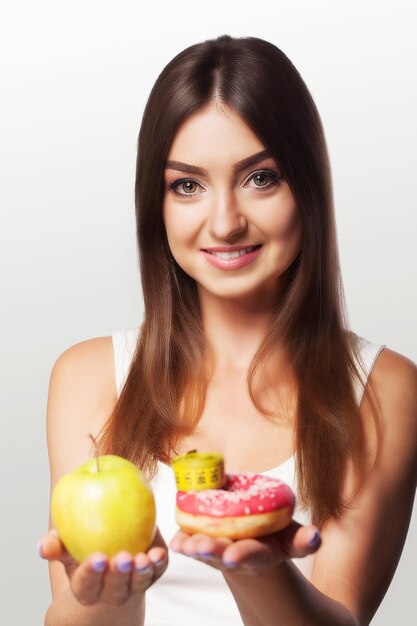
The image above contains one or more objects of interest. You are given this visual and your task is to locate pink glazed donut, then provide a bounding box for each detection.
[175,472,295,539]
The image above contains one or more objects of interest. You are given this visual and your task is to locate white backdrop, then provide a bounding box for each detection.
[1,1,416,624]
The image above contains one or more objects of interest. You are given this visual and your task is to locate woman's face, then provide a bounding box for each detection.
[162,102,302,306]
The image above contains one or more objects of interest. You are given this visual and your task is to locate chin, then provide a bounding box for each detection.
[199,280,279,303]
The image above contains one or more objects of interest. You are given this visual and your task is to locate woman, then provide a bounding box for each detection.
[38,34,417,625]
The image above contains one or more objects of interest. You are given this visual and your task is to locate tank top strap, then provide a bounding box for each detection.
[349,333,386,406]
[112,326,141,397]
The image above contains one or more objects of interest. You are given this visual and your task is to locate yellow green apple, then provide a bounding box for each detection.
[51,454,156,563]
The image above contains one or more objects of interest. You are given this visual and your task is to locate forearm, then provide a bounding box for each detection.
[44,587,145,626]
[223,561,359,626]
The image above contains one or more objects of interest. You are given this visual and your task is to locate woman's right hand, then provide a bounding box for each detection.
[38,527,168,606]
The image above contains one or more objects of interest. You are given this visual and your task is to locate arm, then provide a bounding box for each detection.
[222,348,417,626]
[171,348,417,625]
[41,338,168,626]
[223,560,360,626]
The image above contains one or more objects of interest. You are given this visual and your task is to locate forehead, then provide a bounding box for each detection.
[165,104,270,171]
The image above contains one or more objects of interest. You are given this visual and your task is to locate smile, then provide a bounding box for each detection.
[206,246,259,259]
[201,245,263,270]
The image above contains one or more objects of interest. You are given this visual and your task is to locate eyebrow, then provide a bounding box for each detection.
[164,149,273,176]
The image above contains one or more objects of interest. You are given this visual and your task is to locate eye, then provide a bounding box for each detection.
[244,169,283,191]
[166,178,204,198]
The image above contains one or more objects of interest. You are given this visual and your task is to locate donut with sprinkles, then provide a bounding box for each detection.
[175,472,295,539]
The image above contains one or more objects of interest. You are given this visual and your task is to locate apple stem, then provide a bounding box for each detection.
[88,433,100,472]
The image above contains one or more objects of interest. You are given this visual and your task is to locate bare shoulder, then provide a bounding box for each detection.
[367,347,417,476]
[370,345,417,400]
[54,334,116,388]
[47,334,118,479]
[49,336,116,429]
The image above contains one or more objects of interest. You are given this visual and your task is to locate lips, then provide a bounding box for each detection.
[202,244,262,261]
[201,244,263,270]
[202,244,262,253]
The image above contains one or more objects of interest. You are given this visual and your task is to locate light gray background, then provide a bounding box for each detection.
[1,1,416,624]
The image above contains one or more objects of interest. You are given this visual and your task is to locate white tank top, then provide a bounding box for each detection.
[112,328,385,626]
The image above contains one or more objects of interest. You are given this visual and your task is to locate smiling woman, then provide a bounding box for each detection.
[39,33,417,626]
[162,103,303,302]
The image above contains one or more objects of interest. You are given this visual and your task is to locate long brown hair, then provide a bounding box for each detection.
[96,34,379,528]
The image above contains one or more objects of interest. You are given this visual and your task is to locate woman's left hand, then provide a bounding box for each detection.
[169,520,321,574]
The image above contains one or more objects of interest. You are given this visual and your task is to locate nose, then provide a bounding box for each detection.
[207,192,247,241]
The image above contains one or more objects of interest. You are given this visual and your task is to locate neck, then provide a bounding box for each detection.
[198,286,283,373]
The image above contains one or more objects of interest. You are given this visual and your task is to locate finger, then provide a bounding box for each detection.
[66,552,109,606]
[275,522,322,557]
[147,544,169,566]
[37,529,79,573]
[193,536,233,560]
[171,531,232,558]
[179,532,216,556]
[170,531,234,570]
[98,551,134,606]
[169,530,191,552]
[131,548,169,594]
[131,560,154,594]
[219,523,322,570]
[221,538,279,569]
[37,529,63,560]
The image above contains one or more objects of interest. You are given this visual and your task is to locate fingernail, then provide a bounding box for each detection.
[151,558,165,567]
[197,551,214,557]
[37,540,43,558]
[92,559,107,572]
[135,565,152,574]
[223,560,237,568]
[117,560,133,573]
[308,530,321,548]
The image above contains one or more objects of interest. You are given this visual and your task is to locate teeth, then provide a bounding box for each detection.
[209,246,256,259]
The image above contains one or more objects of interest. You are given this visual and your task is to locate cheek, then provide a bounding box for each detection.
[264,197,302,249]
[163,204,201,248]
